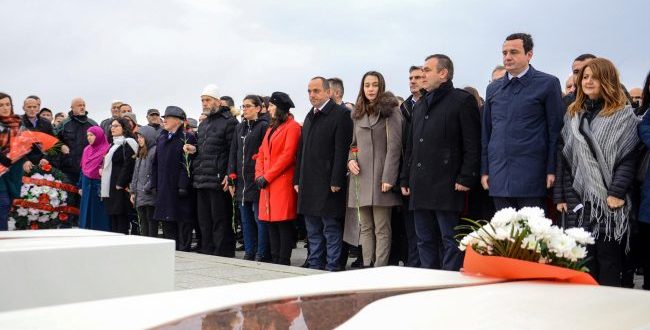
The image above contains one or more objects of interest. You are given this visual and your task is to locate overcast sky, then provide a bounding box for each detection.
[2,0,648,122]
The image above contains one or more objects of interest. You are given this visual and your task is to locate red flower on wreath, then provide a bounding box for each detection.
[59,213,69,222]
[30,222,39,230]
[41,163,52,172]
[38,193,50,205]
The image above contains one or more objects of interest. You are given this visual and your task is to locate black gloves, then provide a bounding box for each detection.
[256,176,268,189]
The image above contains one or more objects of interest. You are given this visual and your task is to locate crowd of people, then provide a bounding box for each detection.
[1,32,650,288]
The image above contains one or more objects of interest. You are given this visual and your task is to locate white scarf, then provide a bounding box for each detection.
[101,136,138,198]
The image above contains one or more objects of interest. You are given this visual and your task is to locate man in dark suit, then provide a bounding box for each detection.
[400,54,481,271]
[481,33,564,211]
[294,77,353,271]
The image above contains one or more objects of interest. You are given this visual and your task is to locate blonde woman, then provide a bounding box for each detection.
[555,58,639,286]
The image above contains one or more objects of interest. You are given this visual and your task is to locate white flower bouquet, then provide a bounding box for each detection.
[458,207,595,273]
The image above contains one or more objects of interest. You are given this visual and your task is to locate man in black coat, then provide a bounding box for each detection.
[184,84,238,257]
[151,106,197,251]
[400,54,481,271]
[20,97,55,173]
[294,77,353,271]
[393,65,424,268]
[55,97,97,184]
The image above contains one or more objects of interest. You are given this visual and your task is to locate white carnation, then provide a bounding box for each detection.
[50,212,59,219]
[47,189,58,199]
[17,208,28,216]
[564,227,595,245]
[527,217,552,238]
[493,225,512,241]
[521,234,540,252]
[7,219,15,231]
[30,186,42,195]
[28,208,39,215]
[517,207,546,219]
[38,215,49,223]
[549,234,577,258]
[27,214,38,221]
[44,174,55,181]
[50,198,60,207]
[31,173,44,180]
[491,207,518,227]
[568,245,587,262]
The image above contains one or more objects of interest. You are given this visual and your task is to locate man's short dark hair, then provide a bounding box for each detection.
[424,54,454,80]
[54,112,65,119]
[119,103,131,109]
[505,33,534,53]
[311,76,330,90]
[327,78,344,95]
[220,96,234,107]
[39,107,52,114]
[574,53,597,62]
[409,65,422,73]
[27,95,40,101]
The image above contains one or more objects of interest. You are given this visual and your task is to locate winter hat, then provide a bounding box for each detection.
[201,84,220,100]
[123,112,137,125]
[162,106,187,120]
[269,91,295,112]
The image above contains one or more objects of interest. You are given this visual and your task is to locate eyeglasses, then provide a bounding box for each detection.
[240,104,258,110]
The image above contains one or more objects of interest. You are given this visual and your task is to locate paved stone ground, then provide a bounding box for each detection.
[175,241,325,290]
[175,240,645,291]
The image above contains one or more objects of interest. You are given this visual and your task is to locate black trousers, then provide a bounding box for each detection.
[136,206,155,237]
[587,236,623,287]
[493,197,545,211]
[388,206,408,266]
[640,222,650,290]
[110,214,130,235]
[268,221,295,265]
[161,221,193,251]
[196,188,235,257]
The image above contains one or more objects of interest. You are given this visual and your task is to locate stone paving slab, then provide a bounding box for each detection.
[175,246,324,290]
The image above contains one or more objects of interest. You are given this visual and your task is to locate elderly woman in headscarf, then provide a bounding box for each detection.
[79,126,111,231]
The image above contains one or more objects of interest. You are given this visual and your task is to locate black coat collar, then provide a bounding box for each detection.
[309,98,335,116]
[424,80,454,109]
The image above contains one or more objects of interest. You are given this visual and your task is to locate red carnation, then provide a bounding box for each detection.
[350,147,359,153]
[30,222,39,230]
[38,194,50,204]
[41,163,52,172]
[59,213,69,222]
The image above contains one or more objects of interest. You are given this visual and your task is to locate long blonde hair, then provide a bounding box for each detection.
[567,58,627,117]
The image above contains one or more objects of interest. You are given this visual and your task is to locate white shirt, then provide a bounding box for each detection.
[507,65,530,80]
[313,99,330,113]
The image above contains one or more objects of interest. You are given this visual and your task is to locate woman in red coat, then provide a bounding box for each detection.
[255,92,301,265]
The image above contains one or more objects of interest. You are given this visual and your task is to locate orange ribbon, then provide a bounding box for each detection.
[22,177,79,194]
[12,199,80,215]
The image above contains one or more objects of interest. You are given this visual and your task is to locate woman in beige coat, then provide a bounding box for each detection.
[347,71,403,267]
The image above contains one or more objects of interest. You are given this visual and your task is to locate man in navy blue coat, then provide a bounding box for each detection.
[481,33,564,211]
